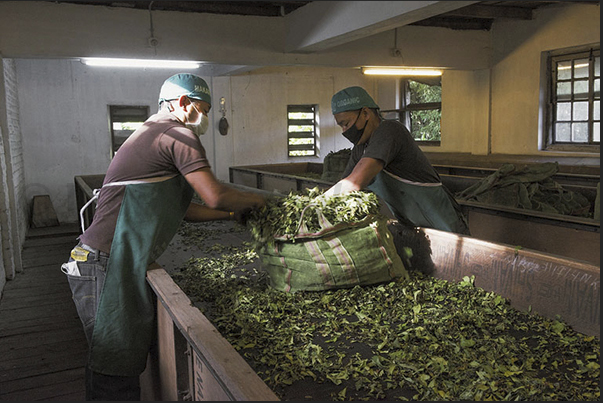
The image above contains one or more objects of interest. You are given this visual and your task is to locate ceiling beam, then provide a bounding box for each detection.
[411,16,493,31]
[284,1,479,53]
[446,4,534,20]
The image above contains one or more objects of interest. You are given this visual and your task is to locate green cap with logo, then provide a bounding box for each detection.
[159,73,212,106]
[331,86,379,115]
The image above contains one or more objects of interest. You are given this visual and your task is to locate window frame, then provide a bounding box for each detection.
[543,44,600,152]
[108,105,150,157]
[380,77,442,146]
[287,104,319,157]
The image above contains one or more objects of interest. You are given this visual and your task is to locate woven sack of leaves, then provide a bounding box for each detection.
[247,188,409,293]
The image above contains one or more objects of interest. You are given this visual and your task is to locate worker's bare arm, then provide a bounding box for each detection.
[184,168,265,212]
[325,157,384,196]
[184,201,231,221]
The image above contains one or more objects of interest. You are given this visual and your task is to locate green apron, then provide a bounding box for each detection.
[88,175,193,376]
[367,170,469,234]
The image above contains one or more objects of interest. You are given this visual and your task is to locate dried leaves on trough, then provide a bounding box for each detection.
[170,217,600,401]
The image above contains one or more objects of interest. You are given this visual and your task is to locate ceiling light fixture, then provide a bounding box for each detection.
[362,67,443,76]
[81,57,200,69]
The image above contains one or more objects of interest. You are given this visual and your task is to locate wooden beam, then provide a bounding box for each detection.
[446,4,533,20]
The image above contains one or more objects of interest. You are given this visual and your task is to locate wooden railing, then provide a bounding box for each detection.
[142,263,279,401]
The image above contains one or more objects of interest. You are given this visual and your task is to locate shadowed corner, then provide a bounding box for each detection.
[387,220,435,276]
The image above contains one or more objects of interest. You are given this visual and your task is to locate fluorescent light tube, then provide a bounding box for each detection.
[362,67,442,76]
[81,58,200,69]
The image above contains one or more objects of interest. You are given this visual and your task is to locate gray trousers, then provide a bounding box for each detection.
[64,243,140,401]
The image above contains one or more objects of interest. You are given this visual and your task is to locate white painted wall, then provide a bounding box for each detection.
[4,1,600,229]
[13,61,379,224]
[15,59,217,224]
[489,3,600,156]
[440,69,491,155]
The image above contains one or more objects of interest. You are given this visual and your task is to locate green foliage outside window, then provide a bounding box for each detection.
[409,80,441,142]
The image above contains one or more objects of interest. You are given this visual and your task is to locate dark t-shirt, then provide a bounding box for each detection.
[79,111,211,253]
[342,119,441,184]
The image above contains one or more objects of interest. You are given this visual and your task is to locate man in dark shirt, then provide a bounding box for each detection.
[326,86,469,235]
[64,73,265,401]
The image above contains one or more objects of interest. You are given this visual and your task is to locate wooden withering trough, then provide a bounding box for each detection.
[140,226,599,400]
[228,164,600,266]
[73,174,599,400]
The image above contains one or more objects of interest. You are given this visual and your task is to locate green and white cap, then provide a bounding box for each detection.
[331,86,379,114]
[158,73,211,106]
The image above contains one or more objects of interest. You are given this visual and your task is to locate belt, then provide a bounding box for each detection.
[78,242,110,258]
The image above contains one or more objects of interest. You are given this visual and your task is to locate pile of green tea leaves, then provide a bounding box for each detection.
[171,233,600,401]
[246,187,381,248]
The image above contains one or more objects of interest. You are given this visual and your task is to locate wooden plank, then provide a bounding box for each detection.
[0,326,86,357]
[26,223,80,239]
[22,233,80,247]
[0,227,87,402]
[1,381,85,401]
[420,227,600,337]
[10,263,69,274]
[192,349,232,401]
[0,315,80,336]
[0,289,73,311]
[0,356,87,384]
[0,340,87,370]
[0,284,72,300]
[22,242,74,255]
[2,275,68,289]
[0,313,82,338]
[465,208,600,266]
[0,367,84,396]
[157,300,179,401]
[21,254,73,269]
[146,266,279,401]
[0,300,80,324]
[1,267,70,285]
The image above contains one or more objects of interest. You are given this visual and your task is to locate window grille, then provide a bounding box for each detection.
[547,46,600,150]
[287,104,318,157]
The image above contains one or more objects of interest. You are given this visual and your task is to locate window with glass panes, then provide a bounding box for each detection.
[287,105,318,157]
[109,105,149,157]
[549,47,600,149]
[380,77,441,144]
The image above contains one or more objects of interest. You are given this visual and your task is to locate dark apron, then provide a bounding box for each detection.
[367,170,469,234]
[88,175,193,376]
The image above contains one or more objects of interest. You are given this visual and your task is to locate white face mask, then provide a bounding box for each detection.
[187,103,210,136]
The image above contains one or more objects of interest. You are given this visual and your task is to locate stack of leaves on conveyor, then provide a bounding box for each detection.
[456,162,592,217]
[246,187,381,248]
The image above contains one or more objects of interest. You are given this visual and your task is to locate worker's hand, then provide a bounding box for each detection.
[234,192,265,225]
[322,182,344,197]
[234,208,252,226]
[247,192,266,209]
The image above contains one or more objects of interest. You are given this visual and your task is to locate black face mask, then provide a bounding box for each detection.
[342,110,368,145]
